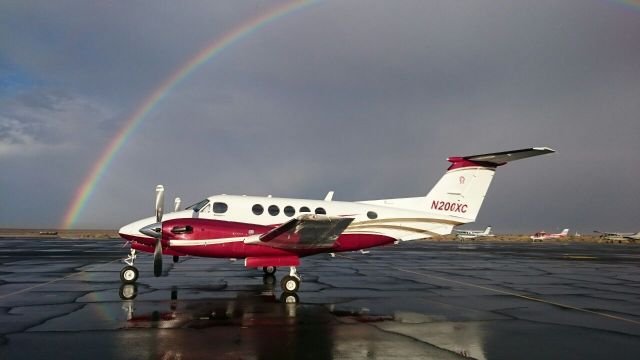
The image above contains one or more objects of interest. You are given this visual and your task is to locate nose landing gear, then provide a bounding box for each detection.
[120,248,139,284]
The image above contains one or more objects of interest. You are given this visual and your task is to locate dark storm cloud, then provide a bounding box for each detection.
[1,0,639,232]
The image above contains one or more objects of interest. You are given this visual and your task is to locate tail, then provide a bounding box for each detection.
[560,228,569,236]
[360,147,554,225]
[483,226,492,235]
[423,147,555,223]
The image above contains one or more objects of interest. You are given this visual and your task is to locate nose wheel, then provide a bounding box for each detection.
[120,265,139,284]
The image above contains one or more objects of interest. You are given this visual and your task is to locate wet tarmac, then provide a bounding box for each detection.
[0,238,639,360]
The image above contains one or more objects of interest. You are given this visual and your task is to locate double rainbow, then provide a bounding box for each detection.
[61,0,317,229]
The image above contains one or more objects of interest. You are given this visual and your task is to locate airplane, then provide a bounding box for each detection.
[530,228,569,242]
[454,226,494,240]
[593,231,640,242]
[118,147,554,294]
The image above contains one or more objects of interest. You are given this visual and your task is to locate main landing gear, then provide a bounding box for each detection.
[263,266,302,293]
[280,266,301,293]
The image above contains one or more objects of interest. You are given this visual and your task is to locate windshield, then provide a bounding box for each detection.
[186,199,210,212]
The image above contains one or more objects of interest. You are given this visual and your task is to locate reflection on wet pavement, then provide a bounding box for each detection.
[0,239,639,359]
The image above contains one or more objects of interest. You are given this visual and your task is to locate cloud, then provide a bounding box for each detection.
[1,1,639,230]
[0,90,117,159]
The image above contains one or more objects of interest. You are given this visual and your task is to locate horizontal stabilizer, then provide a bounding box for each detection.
[461,147,555,166]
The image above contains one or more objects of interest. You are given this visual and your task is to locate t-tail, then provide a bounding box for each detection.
[365,147,555,225]
[422,147,555,223]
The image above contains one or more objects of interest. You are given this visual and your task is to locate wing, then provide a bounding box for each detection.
[245,214,354,250]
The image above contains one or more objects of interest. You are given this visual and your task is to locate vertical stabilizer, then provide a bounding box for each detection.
[359,147,554,226]
[424,147,555,223]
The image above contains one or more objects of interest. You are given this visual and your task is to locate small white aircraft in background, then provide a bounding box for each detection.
[530,228,569,242]
[594,231,640,242]
[455,226,494,240]
[118,147,554,296]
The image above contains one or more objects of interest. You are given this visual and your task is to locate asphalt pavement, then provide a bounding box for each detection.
[1,238,639,359]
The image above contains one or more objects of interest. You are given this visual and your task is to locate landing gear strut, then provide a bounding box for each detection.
[280,266,301,293]
[120,249,139,284]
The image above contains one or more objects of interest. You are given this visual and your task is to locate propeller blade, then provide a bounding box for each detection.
[153,239,163,277]
[155,185,165,223]
[174,197,181,212]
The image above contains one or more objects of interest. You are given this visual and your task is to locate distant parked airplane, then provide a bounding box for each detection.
[530,228,569,242]
[593,231,640,242]
[455,226,494,240]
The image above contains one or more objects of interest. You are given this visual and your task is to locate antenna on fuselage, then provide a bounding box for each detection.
[324,191,334,201]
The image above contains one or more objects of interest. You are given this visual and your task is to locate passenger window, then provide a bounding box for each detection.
[299,206,310,213]
[268,205,280,216]
[252,204,264,215]
[367,211,378,219]
[315,207,326,215]
[212,202,228,214]
[284,206,295,217]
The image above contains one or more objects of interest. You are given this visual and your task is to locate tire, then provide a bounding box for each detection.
[120,266,139,284]
[280,275,300,293]
[173,256,179,263]
[119,283,138,300]
[263,266,277,275]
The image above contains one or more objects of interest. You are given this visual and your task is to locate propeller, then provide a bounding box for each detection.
[138,185,166,277]
[174,197,181,212]
[151,185,164,277]
[155,185,164,223]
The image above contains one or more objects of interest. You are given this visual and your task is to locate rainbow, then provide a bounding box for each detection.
[61,0,317,229]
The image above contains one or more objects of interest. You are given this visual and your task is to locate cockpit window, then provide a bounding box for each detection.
[187,199,210,212]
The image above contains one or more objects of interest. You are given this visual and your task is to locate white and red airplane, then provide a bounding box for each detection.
[118,147,554,294]
[530,228,569,241]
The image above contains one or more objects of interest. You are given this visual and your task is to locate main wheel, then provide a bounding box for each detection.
[280,275,300,293]
[173,255,179,263]
[120,265,139,284]
[263,266,277,275]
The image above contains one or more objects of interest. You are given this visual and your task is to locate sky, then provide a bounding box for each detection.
[1,0,639,233]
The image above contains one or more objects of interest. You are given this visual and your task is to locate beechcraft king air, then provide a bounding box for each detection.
[118,147,554,294]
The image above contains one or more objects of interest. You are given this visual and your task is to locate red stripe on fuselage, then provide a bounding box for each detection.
[119,218,395,259]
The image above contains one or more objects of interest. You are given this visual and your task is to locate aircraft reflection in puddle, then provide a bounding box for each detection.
[118,274,298,329]
[117,279,488,359]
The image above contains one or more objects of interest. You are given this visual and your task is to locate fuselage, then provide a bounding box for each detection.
[118,194,462,259]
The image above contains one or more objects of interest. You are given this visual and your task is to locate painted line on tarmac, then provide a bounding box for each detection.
[337,253,640,326]
[0,258,121,300]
